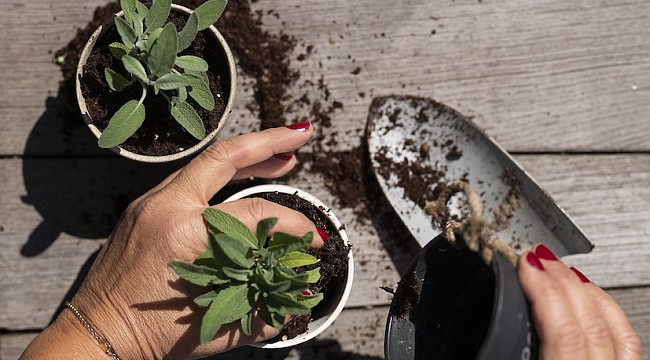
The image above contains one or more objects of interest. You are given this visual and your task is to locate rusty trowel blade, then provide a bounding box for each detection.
[366,96,593,256]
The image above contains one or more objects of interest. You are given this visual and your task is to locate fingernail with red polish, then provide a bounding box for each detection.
[301,290,311,296]
[570,267,590,283]
[287,121,311,132]
[535,244,558,261]
[273,153,293,161]
[526,252,545,270]
[317,227,330,243]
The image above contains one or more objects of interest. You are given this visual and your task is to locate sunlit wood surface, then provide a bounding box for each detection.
[1,0,649,358]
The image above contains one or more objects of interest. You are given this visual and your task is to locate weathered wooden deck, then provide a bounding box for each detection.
[1,0,649,359]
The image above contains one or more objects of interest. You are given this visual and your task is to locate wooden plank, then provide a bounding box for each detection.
[4,286,650,360]
[2,154,650,330]
[1,0,650,155]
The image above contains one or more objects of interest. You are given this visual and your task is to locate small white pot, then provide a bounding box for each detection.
[75,4,236,163]
[224,184,354,348]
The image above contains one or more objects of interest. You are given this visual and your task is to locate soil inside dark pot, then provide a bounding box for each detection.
[251,191,351,341]
[387,234,495,360]
[80,10,232,156]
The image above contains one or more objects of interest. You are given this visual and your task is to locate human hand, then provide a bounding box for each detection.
[21,122,327,360]
[518,244,643,360]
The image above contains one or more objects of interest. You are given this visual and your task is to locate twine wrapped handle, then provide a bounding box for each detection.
[424,181,518,265]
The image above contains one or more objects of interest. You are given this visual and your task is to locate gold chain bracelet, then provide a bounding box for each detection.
[65,301,122,360]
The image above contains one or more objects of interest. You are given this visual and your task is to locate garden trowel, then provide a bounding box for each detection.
[366,95,593,258]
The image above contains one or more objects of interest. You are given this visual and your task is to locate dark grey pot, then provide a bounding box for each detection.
[384,234,538,360]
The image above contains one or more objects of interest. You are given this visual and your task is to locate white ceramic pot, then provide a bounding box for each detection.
[224,184,355,348]
[75,4,236,163]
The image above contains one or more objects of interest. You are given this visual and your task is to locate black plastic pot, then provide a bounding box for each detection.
[385,234,538,360]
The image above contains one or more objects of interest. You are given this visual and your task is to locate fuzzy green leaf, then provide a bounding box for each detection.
[170,98,206,140]
[168,260,227,287]
[178,11,198,52]
[221,266,251,282]
[277,251,319,268]
[155,73,190,90]
[98,99,145,148]
[273,266,309,293]
[200,284,253,344]
[267,292,311,316]
[194,290,218,307]
[108,42,129,60]
[258,305,285,329]
[256,218,277,247]
[210,233,254,269]
[114,16,136,48]
[268,232,313,258]
[175,56,209,72]
[146,27,163,52]
[304,267,321,284]
[134,1,149,18]
[120,0,137,25]
[185,71,215,111]
[255,268,291,293]
[178,84,188,103]
[195,0,228,31]
[296,292,324,309]
[104,68,133,91]
[144,0,171,31]
[148,23,177,77]
[207,233,249,271]
[203,208,258,250]
[132,12,144,37]
[240,311,253,336]
[121,55,149,83]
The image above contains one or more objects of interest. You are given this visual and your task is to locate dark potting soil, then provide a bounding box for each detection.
[253,191,351,340]
[392,236,495,360]
[80,11,230,156]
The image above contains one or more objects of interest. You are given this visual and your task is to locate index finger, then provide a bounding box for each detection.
[166,123,313,203]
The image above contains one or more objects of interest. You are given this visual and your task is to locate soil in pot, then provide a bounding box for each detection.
[392,235,495,360]
[252,191,351,341]
[80,11,231,156]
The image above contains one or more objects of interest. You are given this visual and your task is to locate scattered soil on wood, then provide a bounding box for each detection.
[80,11,229,155]
[254,191,351,341]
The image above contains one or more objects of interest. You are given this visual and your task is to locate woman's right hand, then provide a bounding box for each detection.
[518,244,643,359]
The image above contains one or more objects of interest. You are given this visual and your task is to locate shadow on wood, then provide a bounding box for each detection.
[20,87,186,257]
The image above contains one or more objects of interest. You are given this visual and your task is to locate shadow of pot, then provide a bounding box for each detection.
[75,4,236,163]
[385,234,538,360]
[225,184,354,349]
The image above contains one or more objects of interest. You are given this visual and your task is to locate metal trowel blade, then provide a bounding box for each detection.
[366,96,593,256]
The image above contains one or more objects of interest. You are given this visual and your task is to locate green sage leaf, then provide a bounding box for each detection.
[178,11,198,52]
[194,0,228,31]
[148,23,177,77]
[98,99,145,148]
[210,233,254,269]
[120,0,137,25]
[114,16,137,48]
[121,55,149,83]
[132,12,144,37]
[207,233,247,271]
[108,42,129,60]
[170,98,206,140]
[255,268,291,293]
[240,311,253,336]
[134,1,149,18]
[277,251,319,268]
[178,84,188,103]
[268,232,313,258]
[104,68,133,91]
[155,73,190,90]
[256,218,277,248]
[258,305,285,329]
[185,71,215,111]
[168,260,227,287]
[296,292,324,309]
[221,266,251,282]
[200,284,253,344]
[267,292,310,316]
[193,290,218,307]
[175,55,209,72]
[203,208,258,250]
[273,266,308,293]
[144,0,171,31]
[304,267,321,284]
[146,27,163,52]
